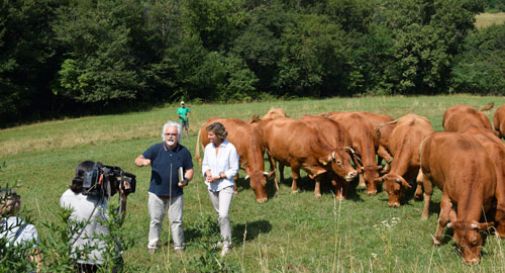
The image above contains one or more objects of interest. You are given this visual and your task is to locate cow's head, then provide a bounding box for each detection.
[319,149,357,182]
[244,170,270,203]
[448,220,493,265]
[375,173,411,207]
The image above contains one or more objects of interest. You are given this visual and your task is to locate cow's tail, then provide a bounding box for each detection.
[480,102,495,112]
[195,127,203,165]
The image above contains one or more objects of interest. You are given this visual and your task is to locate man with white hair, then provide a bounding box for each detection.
[135,121,194,254]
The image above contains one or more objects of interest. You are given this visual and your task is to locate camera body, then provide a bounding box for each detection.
[82,163,136,197]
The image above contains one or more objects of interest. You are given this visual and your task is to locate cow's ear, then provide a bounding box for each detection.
[319,154,332,166]
[395,176,411,189]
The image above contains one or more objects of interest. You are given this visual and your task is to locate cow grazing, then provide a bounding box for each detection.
[420,132,496,265]
[195,118,270,203]
[375,114,434,208]
[443,104,494,133]
[461,128,505,238]
[325,112,386,195]
[493,104,505,138]
[299,115,356,199]
[254,117,357,199]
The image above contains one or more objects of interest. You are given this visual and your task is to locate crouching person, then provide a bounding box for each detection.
[0,189,42,273]
[60,160,130,273]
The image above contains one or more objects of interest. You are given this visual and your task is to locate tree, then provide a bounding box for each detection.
[52,0,146,104]
[452,24,505,94]
[0,0,61,124]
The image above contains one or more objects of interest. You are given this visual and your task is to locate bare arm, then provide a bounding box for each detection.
[30,248,42,273]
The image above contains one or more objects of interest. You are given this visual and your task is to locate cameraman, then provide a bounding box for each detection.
[135,121,194,254]
[60,160,128,273]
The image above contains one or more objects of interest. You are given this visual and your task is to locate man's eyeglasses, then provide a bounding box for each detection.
[165,133,178,136]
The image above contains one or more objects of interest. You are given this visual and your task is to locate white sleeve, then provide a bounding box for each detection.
[225,145,240,179]
[202,144,210,177]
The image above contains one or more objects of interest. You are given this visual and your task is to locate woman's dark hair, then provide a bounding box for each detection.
[70,160,95,193]
[206,122,228,141]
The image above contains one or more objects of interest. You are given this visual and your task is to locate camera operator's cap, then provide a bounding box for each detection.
[180,101,185,105]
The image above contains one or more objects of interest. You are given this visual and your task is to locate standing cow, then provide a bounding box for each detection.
[375,114,434,207]
[442,104,494,133]
[420,132,496,265]
[195,118,270,203]
[325,112,386,195]
[254,117,357,199]
[299,115,356,199]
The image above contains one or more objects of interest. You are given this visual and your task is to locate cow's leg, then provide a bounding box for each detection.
[377,145,393,173]
[266,153,279,189]
[279,163,285,186]
[332,176,346,201]
[290,165,300,193]
[421,173,433,220]
[357,171,366,190]
[233,174,239,194]
[314,177,322,198]
[414,168,423,200]
[433,194,452,245]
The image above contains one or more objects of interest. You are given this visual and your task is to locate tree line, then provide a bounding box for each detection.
[1,0,505,126]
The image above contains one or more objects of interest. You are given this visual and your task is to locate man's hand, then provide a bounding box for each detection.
[178,178,188,188]
[135,155,151,167]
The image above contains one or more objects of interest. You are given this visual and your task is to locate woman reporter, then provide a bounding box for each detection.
[202,122,239,257]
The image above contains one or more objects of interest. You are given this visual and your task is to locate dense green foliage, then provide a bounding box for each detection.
[1,0,504,125]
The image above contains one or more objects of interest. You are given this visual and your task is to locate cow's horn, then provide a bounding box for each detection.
[263,171,270,176]
[244,175,250,180]
[447,222,453,228]
[345,146,356,154]
[331,151,336,160]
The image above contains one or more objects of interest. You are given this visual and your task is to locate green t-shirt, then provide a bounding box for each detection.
[177,107,191,121]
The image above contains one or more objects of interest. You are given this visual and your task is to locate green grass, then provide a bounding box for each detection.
[2,95,505,272]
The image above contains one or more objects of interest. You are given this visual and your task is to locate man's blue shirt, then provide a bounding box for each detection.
[143,143,193,197]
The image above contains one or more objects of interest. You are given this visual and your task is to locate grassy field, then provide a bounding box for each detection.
[2,95,505,272]
[475,12,505,29]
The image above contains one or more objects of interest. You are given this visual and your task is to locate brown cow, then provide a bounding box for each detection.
[254,117,358,199]
[443,104,494,133]
[357,112,395,165]
[262,107,288,120]
[325,112,385,195]
[375,114,434,207]
[195,118,270,203]
[493,104,505,138]
[299,115,356,199]
[461,128,505,238]
[420,132,496,265]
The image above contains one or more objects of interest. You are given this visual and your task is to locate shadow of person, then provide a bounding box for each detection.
[232,220,272,246]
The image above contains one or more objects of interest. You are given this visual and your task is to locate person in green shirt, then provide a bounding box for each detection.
[177,101,191,138]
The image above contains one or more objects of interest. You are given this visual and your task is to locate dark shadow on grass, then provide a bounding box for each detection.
[232,220,272,246]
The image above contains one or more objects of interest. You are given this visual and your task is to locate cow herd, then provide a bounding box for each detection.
[195,103,505,265]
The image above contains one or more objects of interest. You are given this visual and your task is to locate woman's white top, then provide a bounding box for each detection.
[202,139,239,192]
